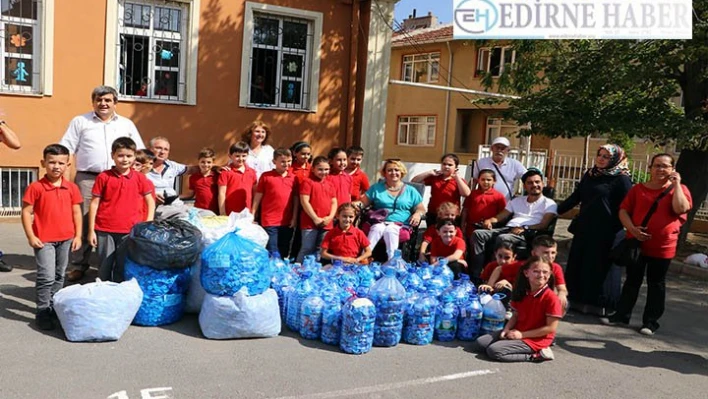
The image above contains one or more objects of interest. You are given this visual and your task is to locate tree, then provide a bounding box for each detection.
[476,9,708,245]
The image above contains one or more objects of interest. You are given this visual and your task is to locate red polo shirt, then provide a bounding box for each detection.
[424,174,463,214]
[142,180,156,221]
[481,261,499,283]
[463,188,507,235]
[22,177,82,242]
[321,226,370,258]
[349,168,370,201]
[218,166,257,215]
[189,172,219,213]
[299,176,336,230]
[93,168,153,234]
[257,170,297,227]
[328,171,353,206]
[429,235,466,258]
[289,162,310,185]
[421,225,463,244]
[499,261,566,286]
[510,285,563,351]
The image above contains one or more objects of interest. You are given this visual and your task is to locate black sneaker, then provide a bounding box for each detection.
[36,309,55,331]
[0,259,13,272]
[600,313,629,326]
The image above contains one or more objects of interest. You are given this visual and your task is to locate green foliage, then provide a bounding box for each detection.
[630,169,650,184]
[606,132,635,155]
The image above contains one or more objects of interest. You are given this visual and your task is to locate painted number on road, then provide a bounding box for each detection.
[107,387,173,399]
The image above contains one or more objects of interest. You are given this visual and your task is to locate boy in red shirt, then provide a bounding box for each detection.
[461,168,507,236]
[345,146,370,201]
[321,203,372,264]
[296,156,337,263]
[418,202,463,263]
[133,149,156,221]
[185,147,219,213]
[253,148,298,258]
[88,137,155,282]
[21,144,83,330]
[218,142,257,216]
[429,218,468,279]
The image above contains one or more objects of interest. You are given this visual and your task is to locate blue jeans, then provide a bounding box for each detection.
[34,239,73,311]
[263,226,294,259]
[296,228,326,263]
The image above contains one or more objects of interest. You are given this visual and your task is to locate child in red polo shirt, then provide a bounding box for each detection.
[479,241,517,290]
[289,141,311,184]
[219,141,257,216]
[327,147,353,207]
[428,218,468,279]
[185,147,219,213]
[133,149,156,221]
[418,202,463,263]
[345,146,370,201]
[461,168,507,236]
[88,137,155,282]
[21,144,83,330]
[321,203,372,264]
[475,256,562,362]
[411,153,471,223]
[296,156,337,263]
[253,148,298,258]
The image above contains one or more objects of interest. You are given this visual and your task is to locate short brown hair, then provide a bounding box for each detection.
[241,120,271,145]
[136,149,156,164]
[436,202,460,217]
[273,147,292,159]
[198,147,215,159]
[229,141,250,155]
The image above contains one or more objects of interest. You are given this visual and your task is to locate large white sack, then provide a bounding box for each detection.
[53,279,143,342]
[684,253,708,268]
[199,288,281,339]
[185,259,206,313]
[229,209,269,248]
[195,209,268,247]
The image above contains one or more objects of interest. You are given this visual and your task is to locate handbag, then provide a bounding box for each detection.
[610,185,672,267]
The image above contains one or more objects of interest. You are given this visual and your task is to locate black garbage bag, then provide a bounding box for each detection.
[127,219,203,270]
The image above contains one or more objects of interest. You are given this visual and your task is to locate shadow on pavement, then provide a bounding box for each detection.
[158,314,204,338]
[2,253,36,271]
[558,338,708,376]
[278,328,344,354]
[0,284,35,323]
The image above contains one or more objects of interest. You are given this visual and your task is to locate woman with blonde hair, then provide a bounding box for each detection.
[241,120,274,179]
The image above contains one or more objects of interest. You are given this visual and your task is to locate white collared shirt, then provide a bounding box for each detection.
[60,112,145,173]
[505,195,557,227]
[147,160,188,197]
[246,144,274,179]
[473,156,527,200]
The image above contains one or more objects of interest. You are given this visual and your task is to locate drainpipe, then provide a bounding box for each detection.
[346,0,361,147]
[442,41,453,156]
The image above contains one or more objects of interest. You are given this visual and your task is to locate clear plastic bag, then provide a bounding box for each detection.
[53,278,143,342]
[199,288,281,339]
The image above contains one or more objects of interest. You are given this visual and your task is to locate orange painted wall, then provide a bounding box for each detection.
[0,0,356,171]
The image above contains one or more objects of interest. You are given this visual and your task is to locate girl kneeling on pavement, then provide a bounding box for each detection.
[474,256,562,362]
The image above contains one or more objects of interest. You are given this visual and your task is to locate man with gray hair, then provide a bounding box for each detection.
[60,85,145,282]
[147,136,199,205]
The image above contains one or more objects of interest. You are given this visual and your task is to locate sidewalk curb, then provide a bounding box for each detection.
[669,260,708,281]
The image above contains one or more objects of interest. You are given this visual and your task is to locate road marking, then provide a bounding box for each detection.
[269,369,499,399]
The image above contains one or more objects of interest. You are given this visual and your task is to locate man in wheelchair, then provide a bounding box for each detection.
[468,168,558,280]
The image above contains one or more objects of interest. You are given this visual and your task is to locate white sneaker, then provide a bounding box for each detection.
[639,327,655,336]
[530,347,554,362]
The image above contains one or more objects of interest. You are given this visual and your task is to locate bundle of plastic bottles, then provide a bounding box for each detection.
[200,231,271,296]
[339,295,377,354]
[369,267,407,347]
[402,289,437,345]
[124,257,191,326]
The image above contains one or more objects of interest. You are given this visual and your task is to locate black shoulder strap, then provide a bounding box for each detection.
[639,185,673,227]
[491,162,514,199]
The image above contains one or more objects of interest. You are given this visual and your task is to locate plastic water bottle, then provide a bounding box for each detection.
[437,259,454,285]
[320,291,342,346]
[426,267,448,299]
[458,273,477,297]
[403,292,438,345]
[457,294,483,341]
[442,280,468,306]
[356,265,376,288]
[340,296,377,354]
[434,292,459,342]
[383,249,408,278]
[400,266,424,292]
[369,267,407,347]
[355,278,372,300]
[481,293,506,336]
[369,262,383,280]
[300,294,325,339]
[279,286,294,320]
[339,265,360,292]
[417,262,434,282]
[286,271,315,331]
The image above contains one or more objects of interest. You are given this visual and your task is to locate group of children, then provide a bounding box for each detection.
[20,126,565,363]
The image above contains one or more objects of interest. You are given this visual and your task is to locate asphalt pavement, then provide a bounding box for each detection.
[1,219,706,399]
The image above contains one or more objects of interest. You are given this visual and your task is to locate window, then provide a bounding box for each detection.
[1,0,54,95]
[397,116,436,146]
[402,52,440,83]
[240,2,323,112]
[486,117,520,146]
[477,47,515,77]
[0,167,36,214]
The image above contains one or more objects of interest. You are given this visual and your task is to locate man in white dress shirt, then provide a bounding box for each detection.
[472,136,527,200]
[60,86,145,281]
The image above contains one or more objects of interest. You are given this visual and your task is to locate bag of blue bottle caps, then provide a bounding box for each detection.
[369,267,407,347]
[124,257,191,326]
[340,295,377,355]
[320,291,342,346]
[200,230,271,296]
[53,278,143,342]
[199,287,281,339]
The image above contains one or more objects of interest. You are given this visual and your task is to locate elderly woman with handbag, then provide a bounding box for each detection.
[357,159,425,260]
[556,144,632,315]
[601,153,692,335]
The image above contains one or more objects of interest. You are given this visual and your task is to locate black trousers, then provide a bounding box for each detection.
[615,256,671,330]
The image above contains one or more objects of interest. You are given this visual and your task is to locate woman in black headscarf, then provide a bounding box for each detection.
[556,144,633,315]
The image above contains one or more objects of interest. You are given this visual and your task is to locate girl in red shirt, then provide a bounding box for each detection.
[429,218,467,279]
[296,156,337,263]
[475,256,562,362]
[479,241,517,291]
[418,202,463,263]
[327,147,353,207]
[289,141,312,184]
[461,168,507,236]
[321,203,372,264]
[411,153,471,223]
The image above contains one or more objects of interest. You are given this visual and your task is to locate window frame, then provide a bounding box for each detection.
[477,46,515,77]
[396,115,437,147]
[104,0,200,105]
[239,1,323,113]
[0,166,37,214]
[0,0,54,96]
[401,52,440,83]
[486,117,520,144]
